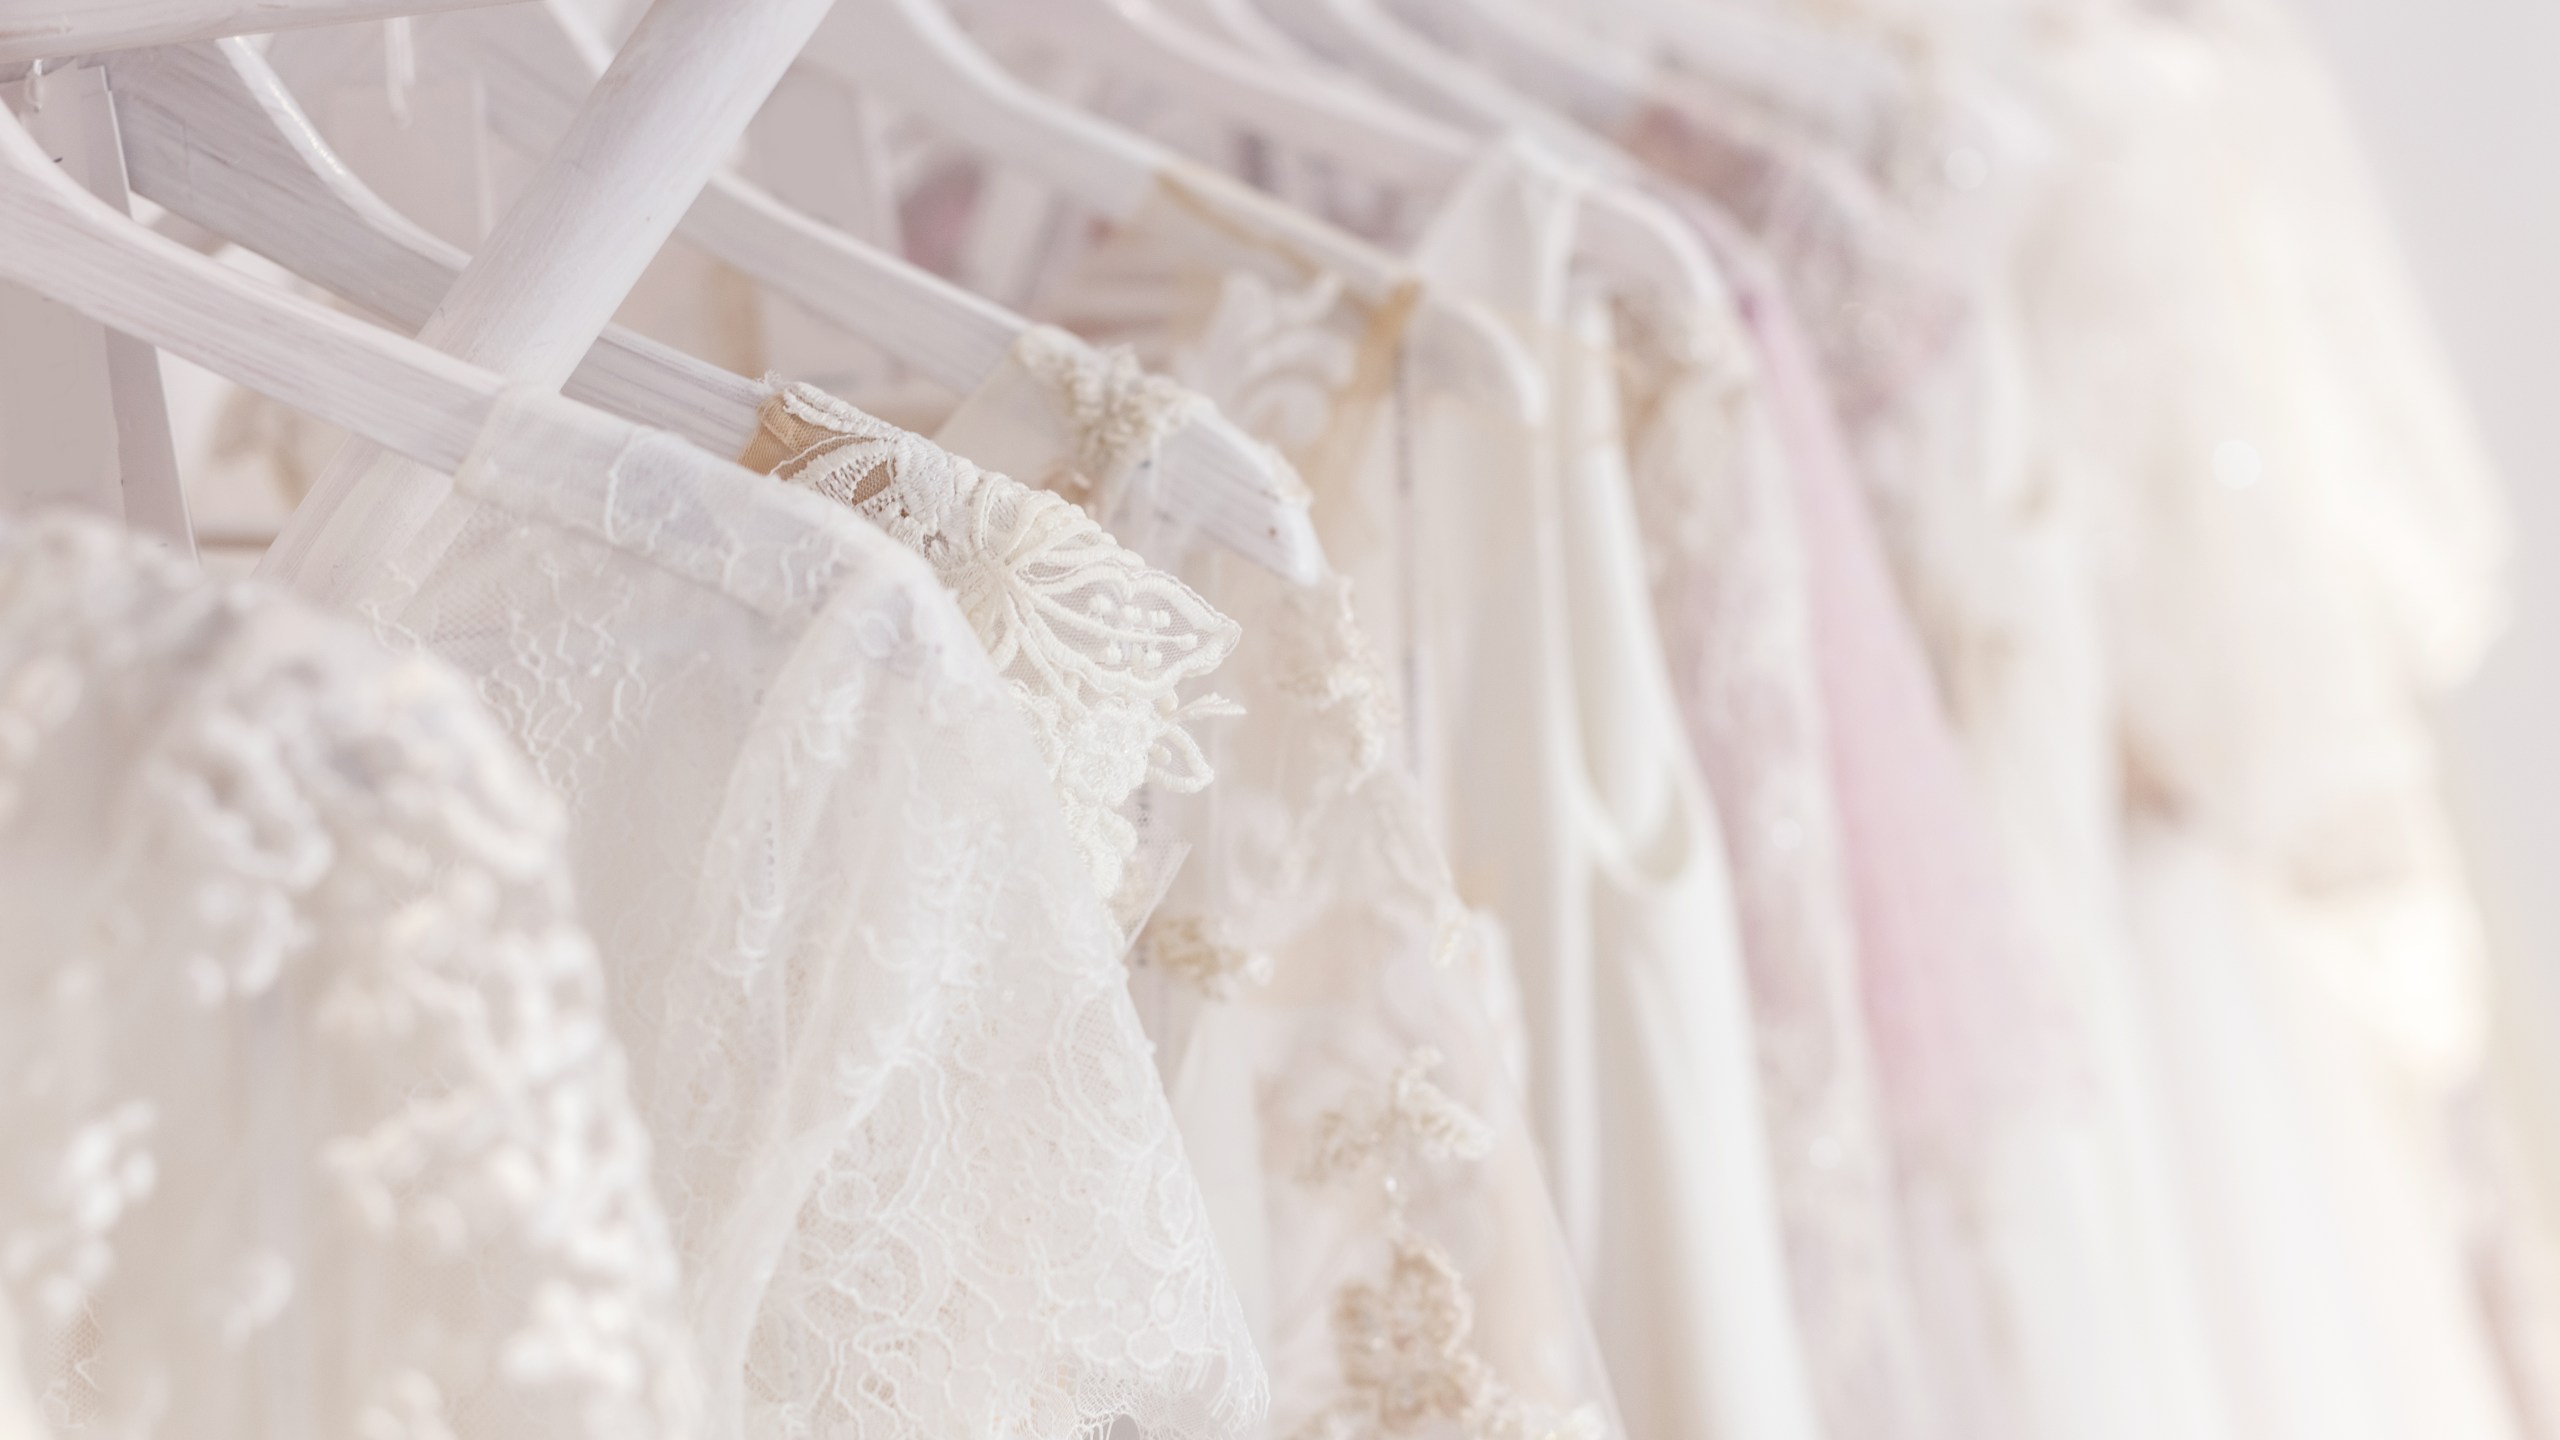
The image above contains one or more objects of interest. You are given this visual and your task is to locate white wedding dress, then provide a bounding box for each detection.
[254,391,1266,1440]
[736,324,1625,1439]
[1618,41,2248,1440]
[0,511,699,1440]
[986,145,1819,1440]
[2014,5,2536,1436]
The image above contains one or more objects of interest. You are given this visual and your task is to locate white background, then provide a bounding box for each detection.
[2287,0,2560,1007]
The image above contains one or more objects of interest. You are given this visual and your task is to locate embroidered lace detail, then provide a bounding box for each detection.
[1303,1051,1496,1185]
[340,400,1268,1440]
[746,380,1243,917]
[1294,1055,1603,1440]
[1270,577,1398,790]
[1014,324,1211,486]
[0,513,697,1440]
[1136,912,1275,1000]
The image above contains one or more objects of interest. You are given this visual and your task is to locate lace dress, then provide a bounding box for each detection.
[0,511,698,1440]
[739,329,1623,1440]
[1621,65,2246,1440]
[254,391,1265,1440]
[2008,5,2545,1436]
[1611,226,1950,1440]
[1001,146,1822,1440]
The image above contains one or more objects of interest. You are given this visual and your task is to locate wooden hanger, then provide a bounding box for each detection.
[978,0,1718,303]
[102,38,769,456]
[1238,0,1723,304]
[0,0,511,65]
[794,0,1547,418]
[0,70,620,482]
[967,0,1462,195]
[392,0,1324,582]
[1577,0,1905,151]
[265,0,844,598]
[0,63,191,557]
[1376,0,1652,133]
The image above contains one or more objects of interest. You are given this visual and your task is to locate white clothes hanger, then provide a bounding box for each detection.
[389,0,842,387]
[0,0,512,65]
[1241,0,1722,304]
[962,0,1714,304]
[269,0,842,596]
[793,0,1546,417]
[102,38,769,456]
[395,5,1022,390]
[1255,0,1531,138]
[0,64,192,558]
[0,74,611,479]
[1376,0,1652,133]
[1156,0,1327,71]
[397,0,1323,581]
[967,0,1461,196]
[1562,0,1905,151]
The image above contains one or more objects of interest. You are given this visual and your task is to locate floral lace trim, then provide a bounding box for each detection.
[0,515,694,1438]
[1134,912,1275,1001]
[1294,1053,1604,1440]
[1270,576,1398,792]
[745,381,1243,919]
[1013,324,1211,488]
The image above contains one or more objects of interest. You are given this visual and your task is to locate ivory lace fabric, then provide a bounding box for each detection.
[1000,149,1820,1440]
[1611,242,1955,1440]
[255,391,1265,1440]
[1623,52,2254,1440]
[0,512,698,1440]
[740,362,1242,930]
[2006,6,2541,1437]
[748,322,1624,1438]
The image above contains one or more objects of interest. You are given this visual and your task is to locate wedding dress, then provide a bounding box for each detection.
[254,391,1265,1440]
[0,511,698,1440]
[1606,214,1948,1440]
[736,326,1624,1439]
[2007,4,2543,1435]
[1619,59,2246,1440]
[973,142,1822,1440]
[926,63,1938,1433]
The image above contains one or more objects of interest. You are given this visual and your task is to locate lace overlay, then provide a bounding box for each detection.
[1012,324,1213,488]
[744,380,1243,923]
[1617,296,1950,1440]
[1291,1056,1604,1440]
[903,212,1628,1437]
[327,393,1265,1440]
[0,512,698,1440]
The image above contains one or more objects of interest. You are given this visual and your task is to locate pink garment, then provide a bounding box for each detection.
[1710,213,2052,1172]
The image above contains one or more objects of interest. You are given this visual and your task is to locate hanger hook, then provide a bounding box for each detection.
[23,57,45,114]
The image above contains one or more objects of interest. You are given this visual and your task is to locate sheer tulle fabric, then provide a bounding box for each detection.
[1002,145,1824,1440]
[1613,272,1951,1440]
[740,368,1244,933]
[261,393,1265,1440]
[2013,7,2539,1436]
[0,512,699,1440]
[925,341,1623,1440]
[1625,86,2246,1440]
